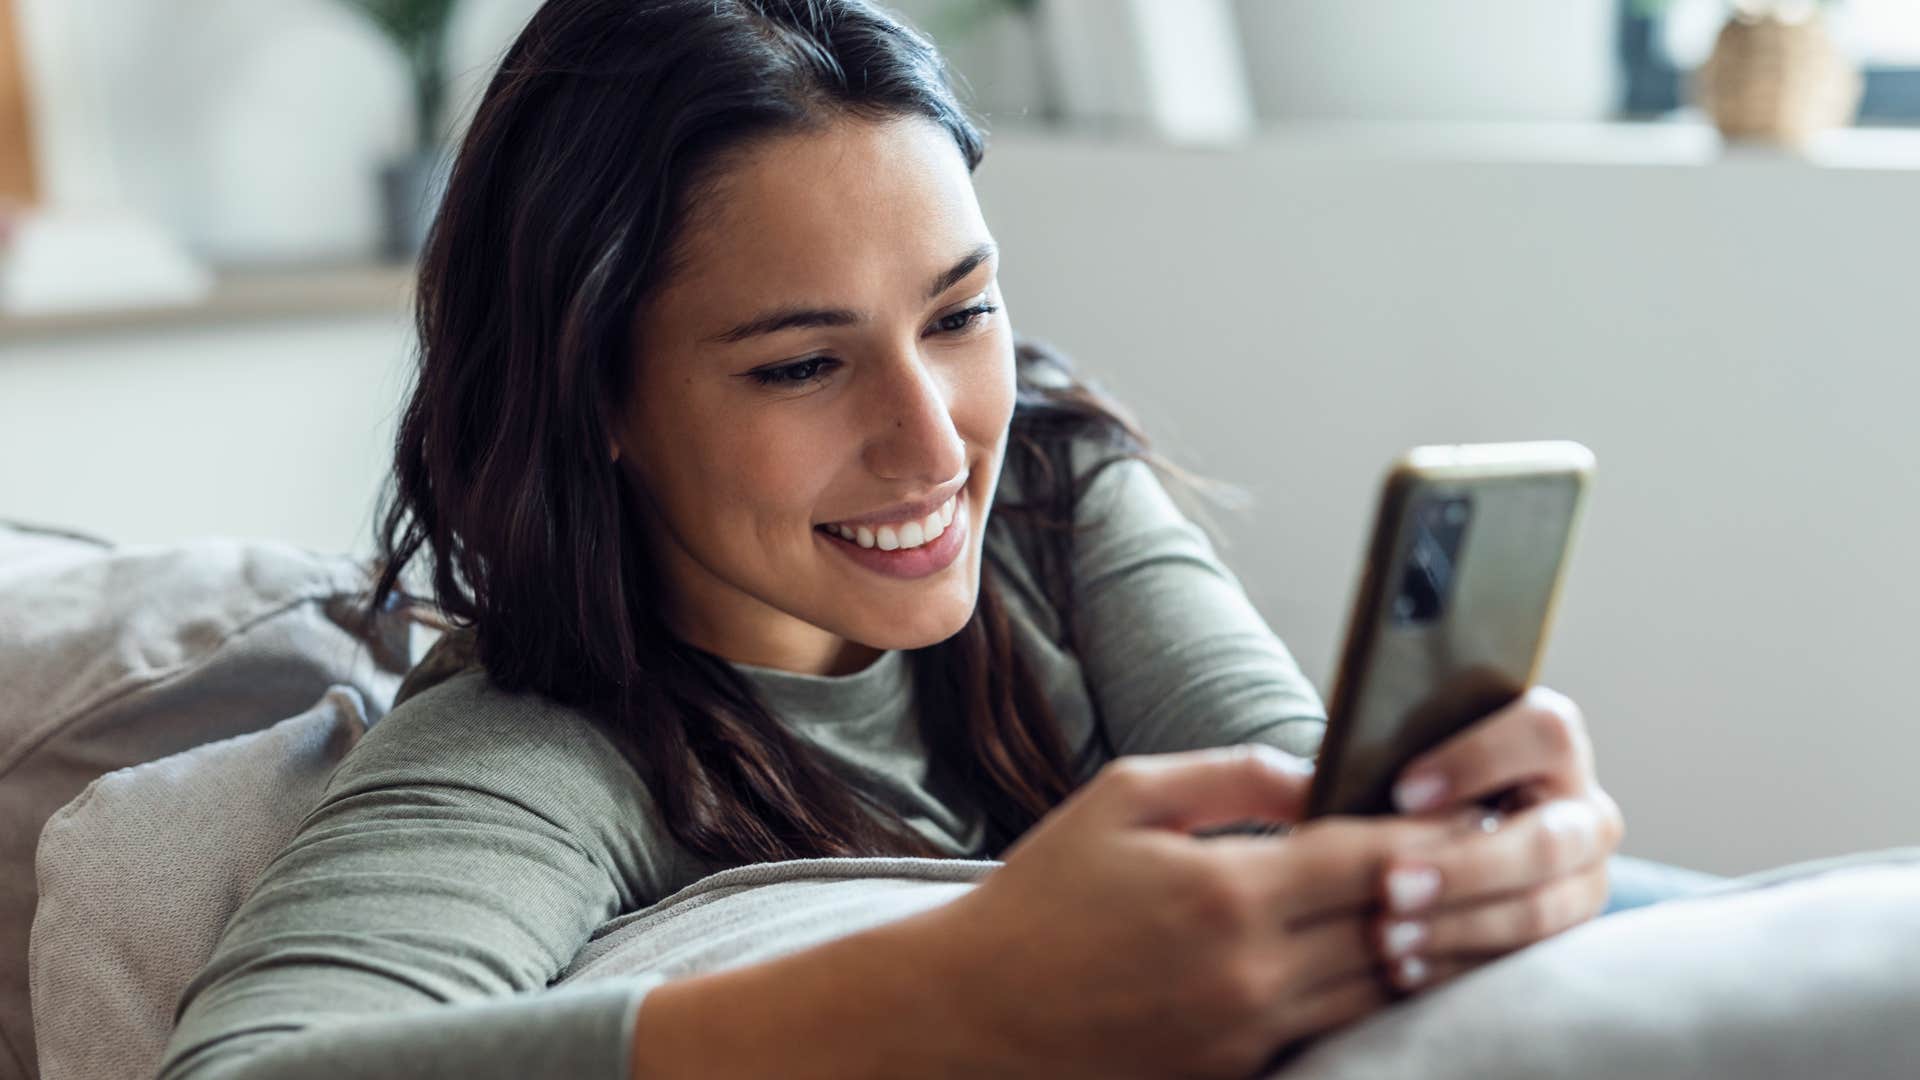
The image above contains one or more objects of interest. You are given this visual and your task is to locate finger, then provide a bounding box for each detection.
[1250,814,1462,923]
[1379,867,1606,960]
[1268,969,1393,1048]
[1384,954,1482,996]
[1380,796,1614,913]
[1391,685,1592,813]
[1273,913,1378,995]
[1095,744,1316,832]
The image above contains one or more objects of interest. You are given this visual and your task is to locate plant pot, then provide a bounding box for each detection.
[377,149,451,263]
[1693,7,1862,147]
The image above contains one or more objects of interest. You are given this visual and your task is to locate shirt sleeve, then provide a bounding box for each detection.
[155,673,677,1080]
[1065,439,1329,763]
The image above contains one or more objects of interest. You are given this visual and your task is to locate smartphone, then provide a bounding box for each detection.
[1302,441,1595,820]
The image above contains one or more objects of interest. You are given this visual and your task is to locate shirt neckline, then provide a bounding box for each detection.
[725,647,910,719]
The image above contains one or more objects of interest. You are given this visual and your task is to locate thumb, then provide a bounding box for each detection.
[1101,744,1315,833]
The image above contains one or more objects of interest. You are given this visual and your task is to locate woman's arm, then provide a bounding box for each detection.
[156,677,683,1080]
[1056,440,1329,759]
[632,744,1458,1080]
[629,902,982,1080]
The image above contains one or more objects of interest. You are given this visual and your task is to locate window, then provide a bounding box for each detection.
[1620,0,1920,122]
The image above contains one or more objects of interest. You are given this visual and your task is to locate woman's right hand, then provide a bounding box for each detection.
[924,743,1468,1080]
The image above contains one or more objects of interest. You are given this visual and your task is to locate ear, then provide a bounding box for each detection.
[608,438,621,464]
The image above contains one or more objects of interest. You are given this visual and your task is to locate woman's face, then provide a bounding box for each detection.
[615,115,1014,676]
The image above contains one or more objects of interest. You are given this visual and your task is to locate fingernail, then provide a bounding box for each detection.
[1541,800,1597,844]
[1394,772,1448,813]
[1396,955,1429,988]
[1386,865,1441,913]
[1383,919,1427,958]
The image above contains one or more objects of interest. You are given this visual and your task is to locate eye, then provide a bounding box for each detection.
[742,302,999,391]
[934,302,999,335]
[747,356,838,388]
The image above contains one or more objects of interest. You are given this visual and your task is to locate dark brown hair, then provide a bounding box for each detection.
[362,0,1232,868]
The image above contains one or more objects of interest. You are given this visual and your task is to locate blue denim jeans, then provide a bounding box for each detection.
[1599,853,1727,916]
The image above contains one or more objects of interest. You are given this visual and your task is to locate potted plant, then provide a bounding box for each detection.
[337,0,458,260]
[1638,0,1862,146]
[898,0,1060,126]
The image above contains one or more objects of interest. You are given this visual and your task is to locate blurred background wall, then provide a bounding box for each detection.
[2,0,1916,875]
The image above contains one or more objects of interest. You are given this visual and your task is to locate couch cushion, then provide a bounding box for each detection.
[0,520,412,1080]
[553,851,1920,1080]
[28,689,370,1080]
[1277,848,1920,1079]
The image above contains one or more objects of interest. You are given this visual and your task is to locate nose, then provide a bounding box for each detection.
[861,349,967,489]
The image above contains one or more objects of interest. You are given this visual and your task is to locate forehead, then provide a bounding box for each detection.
[654,115,985,320]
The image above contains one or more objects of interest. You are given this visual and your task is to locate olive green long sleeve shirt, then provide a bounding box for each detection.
[156,440,1328,1080]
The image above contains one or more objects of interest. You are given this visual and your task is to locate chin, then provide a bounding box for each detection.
[853,597,977,651]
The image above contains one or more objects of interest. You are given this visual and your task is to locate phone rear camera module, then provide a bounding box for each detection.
[1392,493,1472,625]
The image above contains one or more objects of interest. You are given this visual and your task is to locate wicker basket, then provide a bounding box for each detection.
[1693,5,1862,146]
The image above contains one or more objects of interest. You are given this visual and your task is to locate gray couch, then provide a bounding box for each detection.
[13,520,1920,1080]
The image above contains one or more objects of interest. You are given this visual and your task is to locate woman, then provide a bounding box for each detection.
[159,2,1669,1078]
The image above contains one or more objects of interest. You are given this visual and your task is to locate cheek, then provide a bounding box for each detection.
[634,392,810,546]
[957,333,1018,436]
[685,408,837,544]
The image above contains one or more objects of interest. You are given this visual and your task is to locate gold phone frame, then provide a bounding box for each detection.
[1304,441,1595,819]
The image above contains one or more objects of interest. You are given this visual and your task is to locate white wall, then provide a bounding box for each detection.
[0,312,413,557]
[970,131,1920,877]
[3,130,1916,876]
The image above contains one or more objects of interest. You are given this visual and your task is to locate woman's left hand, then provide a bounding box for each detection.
[1369,685,1625,994]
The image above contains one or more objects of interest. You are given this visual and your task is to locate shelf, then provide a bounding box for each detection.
[0,261,416,342]
[988,115,1920,171]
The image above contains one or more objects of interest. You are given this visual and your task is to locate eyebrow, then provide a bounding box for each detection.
[704,241,998,345]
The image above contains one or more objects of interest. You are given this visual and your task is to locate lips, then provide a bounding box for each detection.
[816,494,969,580]
[820,474,969,531]
[816,494,957,551]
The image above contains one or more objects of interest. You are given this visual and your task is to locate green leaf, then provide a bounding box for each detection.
[934,0,1041,40]
[336,0,460,50]
[335,0,459,151]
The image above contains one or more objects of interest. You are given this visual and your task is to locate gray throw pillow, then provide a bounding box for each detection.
[1277,849,1920,1079]
[28,689,370,1080]
[0,520,412,1080]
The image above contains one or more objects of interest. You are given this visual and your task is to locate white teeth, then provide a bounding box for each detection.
[828,494,960,553]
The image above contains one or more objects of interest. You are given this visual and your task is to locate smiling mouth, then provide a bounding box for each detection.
[814,494,958,551]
